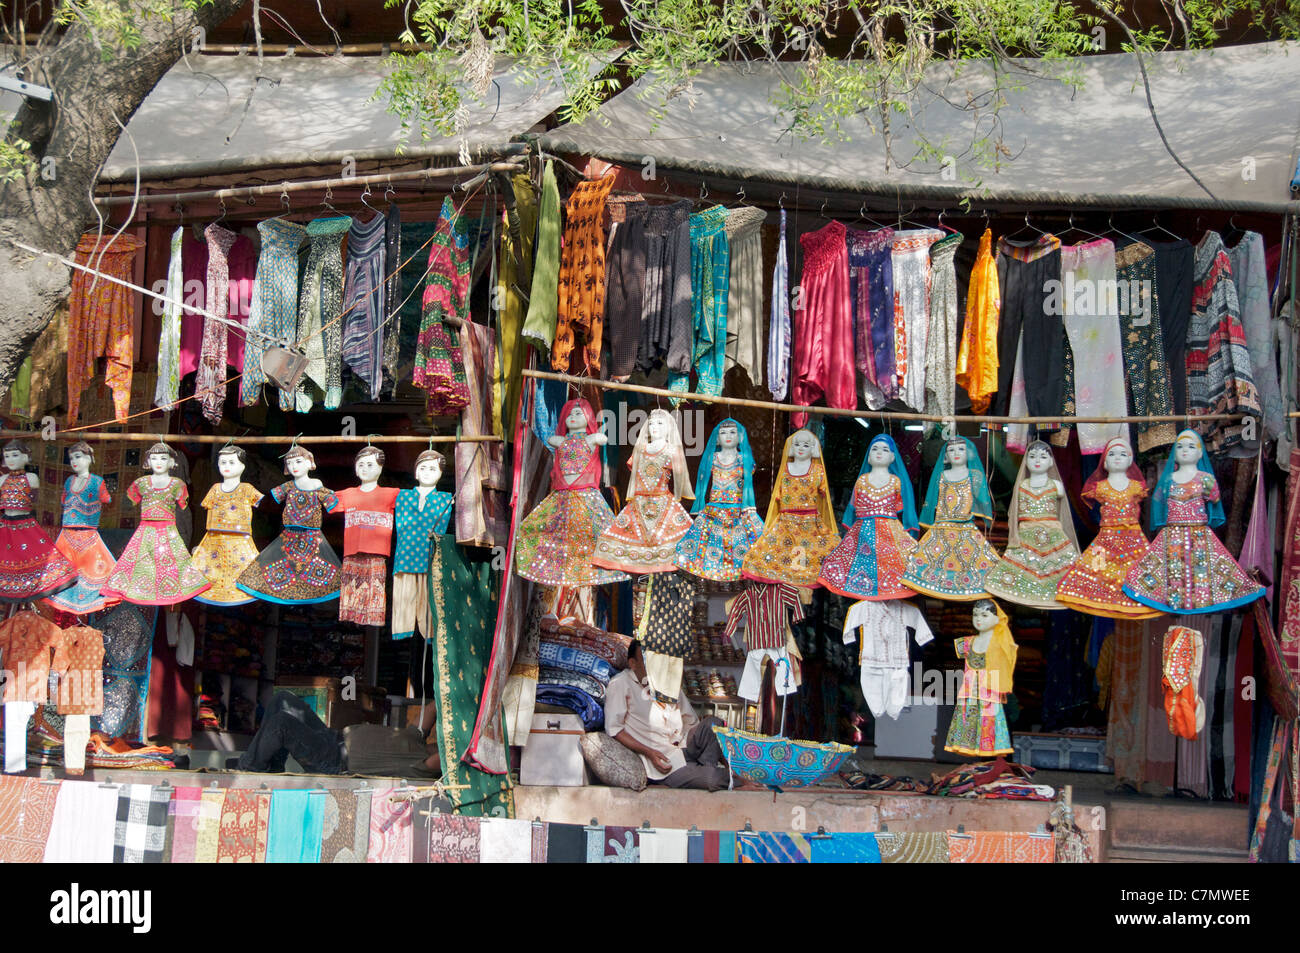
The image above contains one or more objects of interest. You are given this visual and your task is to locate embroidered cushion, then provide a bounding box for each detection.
[580,732,647,792]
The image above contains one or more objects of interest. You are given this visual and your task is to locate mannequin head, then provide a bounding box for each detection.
[789,429,820,462]
[945,439,968,467]
[1105,440,1134,474]
[414,449,445,488]
[217,446,247,480]
[67,442,94,477]
[355,447,385,484]
[1024,441,1054,475]
[972,598,1000,633]
[716,422,740,450]
[645,412,669,445]
[564,403,590,434]
[867,439,896,469]
[283,446,316,478]
[145,443,177,475]
[3,439,30,472]
[1174,433,1202,466]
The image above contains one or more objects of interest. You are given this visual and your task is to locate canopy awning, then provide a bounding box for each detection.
[539,42,1300,212]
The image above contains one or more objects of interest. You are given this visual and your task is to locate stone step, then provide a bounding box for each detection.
[1105,799,1248,855]
[1108,845,1249,864]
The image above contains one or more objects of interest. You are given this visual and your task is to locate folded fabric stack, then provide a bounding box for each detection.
[85,732,176,770]
[535,620,632,731]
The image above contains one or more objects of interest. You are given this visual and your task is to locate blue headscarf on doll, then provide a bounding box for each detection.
[691,418,756,513]
[918,435,994,528]
[1149,429,1225,530]
[842,434,919,534]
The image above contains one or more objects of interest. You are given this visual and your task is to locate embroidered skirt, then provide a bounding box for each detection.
[741,512,839,588]
[902,522,999,600]
[101,521,211,606]
[339,554,387,626]
[592,491,694,575]
[944,698,1013,757]
[983,519,1079,610]
[190,532,260,607]
[0,516,77,603]
[45,527,116,614]
[235,528,341,605]
[1122,523,1264,614]
[514,488,630,588]
[817,516,917,600]
[674,505,766,582]
[1056,525,1161,619]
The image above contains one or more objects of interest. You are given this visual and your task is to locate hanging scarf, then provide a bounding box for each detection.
[765,430,837,538]
[1149,429,1225,530]
[690,418,757,513]
[918,436,993,528]
[986,602,1018,697]
[841,433,919,533]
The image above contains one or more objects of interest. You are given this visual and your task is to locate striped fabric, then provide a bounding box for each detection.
[723,582,805,651]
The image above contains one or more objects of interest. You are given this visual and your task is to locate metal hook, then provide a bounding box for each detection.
[280,188,291,212]
[821,199,829,218]
[736,185,745,204]
[699,180,708,200]
[778,192,785,210]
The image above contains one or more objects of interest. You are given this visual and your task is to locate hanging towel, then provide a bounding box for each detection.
[44,780,118,863]
[478,816,532,863]
[638,828,689,863]
[266,788,325,863]
[113,782,173,863]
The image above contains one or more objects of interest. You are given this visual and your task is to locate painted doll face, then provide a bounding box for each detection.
[3,449,28,471]
[1174,436,1201,465]
[717,425,740,450]
[68,451,92,476]
[945,440,967,467]
[972,603,999,631]
[1105,443,1133,474]
[217,451,245,480]
[646,414,669,444]
[286,454,312,479]
[565,406,589,434]
[147,452,172,475]
[355,453,383,484]
[1025,445,1053,474]
[415,459,442,487]
[790,431,818,462]
[867,441,895,467]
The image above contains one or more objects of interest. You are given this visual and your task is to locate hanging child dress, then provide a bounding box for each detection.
[592,447,694,575]
[514,434,630,588]
[100,477,212,606]
[902,476,999,600]
[0,470,77,603]
[983,480,1080,610]
[674,458,765,582]
[818,474,918,600]
[46,474,117,615]
[944,636,1014,757]
[190,482,264,607]
[1056,479,1161,619]
[235,482,341,605]
[741,460,841,588]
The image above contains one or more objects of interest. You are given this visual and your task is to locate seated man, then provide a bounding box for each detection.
[235,691,440,779]
[604,641,730,791]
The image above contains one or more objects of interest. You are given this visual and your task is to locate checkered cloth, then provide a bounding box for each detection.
[113,784,172,863]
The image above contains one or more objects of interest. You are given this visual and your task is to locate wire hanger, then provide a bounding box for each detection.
[360,184,377,216]
[699,180,710,203]
[322,186,340,216]
[856,202,885,229]
[935,208,958,235]
[895,203,925,229]
[384,177,396,204]
[1058,210,1103,243]
[1137,211,1180,240]
[1003,211,1047,241]
[1103,212,1140,244]
[280,188,292,215]
[213,198,228,227]
[820,198,831,220]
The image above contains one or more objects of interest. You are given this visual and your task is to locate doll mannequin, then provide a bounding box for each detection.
[593,408,694,574]
[902,437,1000,600]
[334,447,400,626]
[1162,625,1206,739]
[675,418,766,582]
[46,441,116,614]
[0,439,77,602]
[819,434,919,599]
[392,449,454,639]
[235,445,342,604]
[1123,430,1264,613]
[515,398,630,587]
[101,443,211,606]
[944,598,1017,757]
[741,429,841,588]
[191,445,264,606]
[984,440,1080,609]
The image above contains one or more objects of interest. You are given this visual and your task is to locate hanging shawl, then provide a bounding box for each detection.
[765,430,837,537]
[628,408,694,501]
[549,397,602,491]
[918,436,993,528]
[985,601,1019,697]
[1149,429,1225,530]
[842,433,919,534]
[1005,439,1081,551]
[691,418,756,513]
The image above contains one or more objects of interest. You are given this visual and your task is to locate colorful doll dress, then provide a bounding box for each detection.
[983,481,1080,610]
[45,474,116,614]
[1056,479,1161,619]
[190,482,264,607]
[902,476,999,600]
[593,448,694,574]
[514,434,630,587]
[944,636,1014,757]
[100,477,212,606]
[0,470,76,603]
[818,474,918,600]
[235,482,341,605]
[674,459,765,582]
[1122,474,1264,614]
[741,460,841,588]
[334,485,400,626]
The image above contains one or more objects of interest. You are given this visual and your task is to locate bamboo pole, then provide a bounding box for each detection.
[522,369,1251,426]
[0,432,500,445]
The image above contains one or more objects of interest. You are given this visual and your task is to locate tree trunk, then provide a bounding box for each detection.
[0,0,249,403]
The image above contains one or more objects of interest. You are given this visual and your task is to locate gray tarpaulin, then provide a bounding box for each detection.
[539,42,1300,211]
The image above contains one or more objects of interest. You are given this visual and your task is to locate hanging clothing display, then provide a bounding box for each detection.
[240,218,308,411]
[195,224,238,423]
[298,215,352,410]
[818,434,919,600]
[178,228,209,384]
[634,200,694,378]
[46,473,116,615]
[190,482,263,607]
[495,173,537,433]
[944,603,1017,757]
[1142,237,1195,416]
[455,321,507,548]
[1056,437,1161,619]
[955,228,1000,414]
[340,211,389,401]
[101,476,212,606]
[675,204,730,396]
[768,208,792,400]
[553,172,617,374]
[890,228,943,411]
[1186,231,1261,457]
[741,432,840,588]
[983,441,1081,610]
[382,204,403,397]
[1225,230,1284,441]
[593,409,694,574]
[1113,242,1177,452]
[391,487,453,640]
[924,232,962,421]
[66,232,143,424]
[675,419,764,582]
[0,470,77,603]
[993,235,1063,430]
[0,610,63,705]
[1162,625,1205,740]
[842,600,933,720]
[635,572,697,701]
[903,438,999,600]
[1057,239,1128,454]
[604,200,647,381]
[514,398,630,588]
[1279,447,1300,679]
[333,484,399,627]
[413,197,471,416]
[1123,430,1264,614]
[155,227,185,409]
[724,582,805,652]
[54,624,104,716]
[235,482,342,605]
[724,206,766,388]
[845,225,895,408]
[791,220,854,426]
[522,160,562,353]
